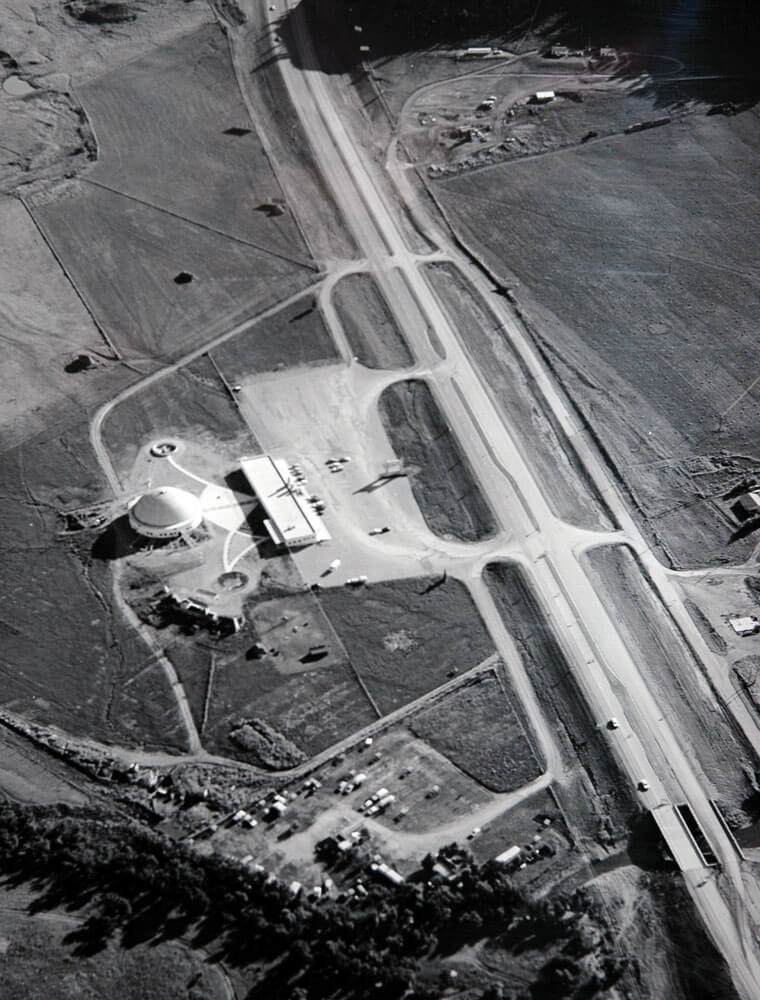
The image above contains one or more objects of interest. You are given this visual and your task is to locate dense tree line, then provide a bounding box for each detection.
[0,802,624,998]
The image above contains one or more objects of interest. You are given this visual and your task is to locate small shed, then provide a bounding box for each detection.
[495,845,522,866]
[729,616,759,637]
[534,90,555,103]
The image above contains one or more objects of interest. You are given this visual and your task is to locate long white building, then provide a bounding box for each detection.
[241,455,330,549]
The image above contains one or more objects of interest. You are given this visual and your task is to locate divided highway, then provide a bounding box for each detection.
[235,3,760,994]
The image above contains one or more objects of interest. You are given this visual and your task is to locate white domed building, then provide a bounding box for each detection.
[128,486,203,540]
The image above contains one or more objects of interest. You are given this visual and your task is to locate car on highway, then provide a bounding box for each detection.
[637,779,650,792]
[607,718,619,730]
[368,526,390,535]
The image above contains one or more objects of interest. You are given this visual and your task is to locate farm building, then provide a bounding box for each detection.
[128,486,203,539]
[735,490,760,519]
[240,454,330,549]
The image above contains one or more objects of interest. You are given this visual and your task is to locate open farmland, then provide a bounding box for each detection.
[582,544,757,809]
[436,108,760,568]
[425,261,611,530]
[29,22,317,364]
[0,419,188,752]
[332,272,413,369]
[485,561,637,837]
[318,576,494,714]
[378,379,496,542]
[410,670,543,792]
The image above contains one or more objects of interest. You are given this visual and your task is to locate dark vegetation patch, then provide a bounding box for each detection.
[318,575,494,714]
[66,0,136,24]
[332,272,413,369]
[0,801,647,1000]
[410,672,542,791]
[229,718,306,769]
[425,262,610,530]
[378,380,496,542]
[684,599,728,655]
[0,419,188,752]
[485,561,637,840]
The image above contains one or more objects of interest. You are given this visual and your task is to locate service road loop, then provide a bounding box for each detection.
[263,2,760,992]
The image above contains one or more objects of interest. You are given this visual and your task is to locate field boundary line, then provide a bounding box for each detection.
[79,176,318,272]
[18,194,122,361]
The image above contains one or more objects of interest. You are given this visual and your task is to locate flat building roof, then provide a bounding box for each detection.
[241,455,330,548]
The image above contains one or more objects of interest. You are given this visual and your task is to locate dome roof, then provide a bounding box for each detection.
[129,486,203,538]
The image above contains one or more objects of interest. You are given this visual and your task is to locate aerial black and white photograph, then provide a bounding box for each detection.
[1,0,759,996]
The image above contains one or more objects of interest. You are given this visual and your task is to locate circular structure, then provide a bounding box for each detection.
[128,486,203,539]
[150,440,179,458]
[218,571,249,592]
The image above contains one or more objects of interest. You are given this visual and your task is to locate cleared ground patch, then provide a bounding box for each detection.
[318,576,495,714]
[410,670,542,792]
[582,544,757,809]
[425,261,611,530]
[436,109,760,567]
[332,272,413,369]
[378,379,496,542]
[485,561,637,838]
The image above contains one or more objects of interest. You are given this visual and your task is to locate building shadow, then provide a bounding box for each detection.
[91,515,152,560]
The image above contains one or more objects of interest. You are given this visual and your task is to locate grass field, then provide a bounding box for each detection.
[582,544,757,809]
[79,24,307,262]
[425,261,611,531]
[436,109,760,567]
[101,355,259,486]
[332,272,413,369]
[378,379,496,542]
[32,181,315,365]
[0,418,188,752]
[318,576,494,714]
[410,671,542,792]
[212,292,338,378]
[0,886,229,1000]
[485,561,637,836]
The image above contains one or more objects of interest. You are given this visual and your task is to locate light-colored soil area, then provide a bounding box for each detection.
[0,883,230,1000]
[425,260,612,531]
[331,271,413,369]
[583,544,757,810]
[379,379,497,543]
[434,105,760,568]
